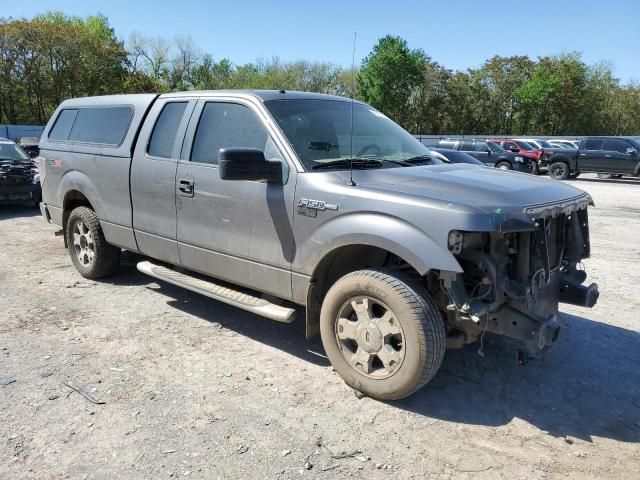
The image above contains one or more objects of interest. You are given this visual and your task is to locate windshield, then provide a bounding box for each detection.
[537,140,554,148]
[0,142,29,161]
[516,140,535,150]
[265,99,440,171]
[486,141,504,152]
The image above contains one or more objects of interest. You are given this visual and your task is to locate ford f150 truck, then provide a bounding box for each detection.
[546,136,640,180]
[38,91,599,400]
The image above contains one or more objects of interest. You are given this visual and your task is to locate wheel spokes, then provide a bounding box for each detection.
[337,317,358,341]
[376,311,401,337]
[351,298,373,323]
[377,344,402,373]
[350,347,374,374]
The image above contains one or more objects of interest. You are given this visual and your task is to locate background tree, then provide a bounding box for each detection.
[357,35,426,126]
[1,14,639,136]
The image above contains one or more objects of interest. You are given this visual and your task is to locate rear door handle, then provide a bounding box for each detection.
[604,154,611,158]
[178,178,194,197]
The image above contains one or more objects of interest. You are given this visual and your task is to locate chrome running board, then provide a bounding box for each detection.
[137,261,296,324]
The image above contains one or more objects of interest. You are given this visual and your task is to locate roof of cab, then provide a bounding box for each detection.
[159,89,355,103]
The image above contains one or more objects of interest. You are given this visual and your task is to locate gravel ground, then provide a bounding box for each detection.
[1,174,639,480]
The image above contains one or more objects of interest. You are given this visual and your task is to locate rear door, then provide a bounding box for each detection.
[602,138,637,173]
[579,138,606,172]
[175,97,296,299]
[469,141,492,165]
[131,97,196,264]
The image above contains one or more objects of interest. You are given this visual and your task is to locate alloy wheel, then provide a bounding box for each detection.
[335,296,406,379]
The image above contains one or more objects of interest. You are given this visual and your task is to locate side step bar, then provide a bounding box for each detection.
[137,261,296,324]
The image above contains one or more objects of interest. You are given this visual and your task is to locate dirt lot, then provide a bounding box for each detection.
[1,174,639,480]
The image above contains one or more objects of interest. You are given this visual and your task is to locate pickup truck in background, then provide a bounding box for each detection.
[487,138,546,173]
[38,91,599,400]
[437,138,534,173]
[546,136,640,180]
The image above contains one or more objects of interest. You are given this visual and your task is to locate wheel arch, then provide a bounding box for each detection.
[302,226,462,338]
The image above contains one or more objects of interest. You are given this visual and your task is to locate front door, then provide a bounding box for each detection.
[602,138,637,174]
[175,99,296,300]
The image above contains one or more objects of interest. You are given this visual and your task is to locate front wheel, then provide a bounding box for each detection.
[66,206,121,279]
[496,161,512,170]
[320,269,446,400]
[549,161,570,180]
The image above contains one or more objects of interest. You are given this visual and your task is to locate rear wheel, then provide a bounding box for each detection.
[496,161,511,170]
[549,162,569,180]
[320,269,446,400]
[66,206,120,279]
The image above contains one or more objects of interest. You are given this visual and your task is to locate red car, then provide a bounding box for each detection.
[486,138,545,174]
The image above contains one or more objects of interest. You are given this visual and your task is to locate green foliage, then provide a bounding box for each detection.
[357,35,426,125]
[0,12,128,124]
[0,15,638,135]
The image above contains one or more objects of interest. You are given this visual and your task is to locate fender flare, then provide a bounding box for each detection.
[297,212,463,278]
[58,170,106,220]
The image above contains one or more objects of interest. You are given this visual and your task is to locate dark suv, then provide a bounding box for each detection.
[438,139,534,173]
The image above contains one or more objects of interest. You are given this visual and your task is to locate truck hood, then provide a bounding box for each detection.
[339,164,589,213]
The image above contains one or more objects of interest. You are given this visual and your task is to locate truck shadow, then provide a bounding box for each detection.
[117,266,639,444]
[0,205,40,221]
[397,313,640,444]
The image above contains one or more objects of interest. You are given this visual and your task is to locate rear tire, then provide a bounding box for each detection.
[66,206,120,279]
[496,162,511,170]
[320,268,446,400]
[549,162,569,180]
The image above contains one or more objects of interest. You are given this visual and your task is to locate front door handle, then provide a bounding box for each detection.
[178,178,194,197]
[604,154,611,158]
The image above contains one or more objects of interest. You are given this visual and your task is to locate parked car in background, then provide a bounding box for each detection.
[546,136,640,180]
[16,136,40,158]
[38,90,599,400]
[429,147,485,165]
[486,138,545,173]
[550,139,580,149]
[548,141,576,150]
[437,139,534,173]
[0,137,41,206]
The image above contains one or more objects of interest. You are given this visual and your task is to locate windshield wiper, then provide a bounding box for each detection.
[311,158,382,170]
[400,154,435,165]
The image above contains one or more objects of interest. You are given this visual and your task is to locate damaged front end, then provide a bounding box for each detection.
[436,195,599,355]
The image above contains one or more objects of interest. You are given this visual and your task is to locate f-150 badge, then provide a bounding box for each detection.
[297,198,338,217]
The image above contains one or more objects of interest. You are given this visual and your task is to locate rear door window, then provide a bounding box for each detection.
[148,102,188,158]
[473,141,488,152]
[584,138,605,150]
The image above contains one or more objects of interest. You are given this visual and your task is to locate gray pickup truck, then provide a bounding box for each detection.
[38,90,599,400]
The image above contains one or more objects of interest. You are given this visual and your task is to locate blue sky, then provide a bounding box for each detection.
[5,0,640,83]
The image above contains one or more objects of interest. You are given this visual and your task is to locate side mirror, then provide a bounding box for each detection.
[625,147,636,156]
[485,148,492,154]
[510,146,520,153]
[218,148,282,184]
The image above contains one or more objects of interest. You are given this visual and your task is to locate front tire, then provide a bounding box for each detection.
[320,269,446,400]
[66,206,120,279]
[496,161,512,170]
[549,161,570,180]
